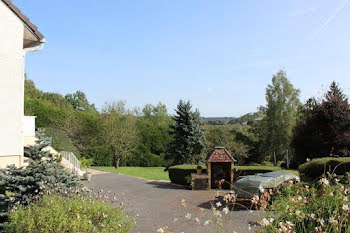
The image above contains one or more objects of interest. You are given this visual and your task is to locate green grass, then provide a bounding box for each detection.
[92,166,170,181]
[92,165,299,181]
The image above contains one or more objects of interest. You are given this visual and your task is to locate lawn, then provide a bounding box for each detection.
[92,165,299,181]
[92,166,170,181]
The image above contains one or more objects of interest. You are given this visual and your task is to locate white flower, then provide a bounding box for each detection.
[295,210,301,216]
[310,213,315,219]
[195,217,200,224]
[203,220,210,226]
[320,178,329,186]
[181,199,187,207]
[306,158,311,162]
[185,213,191,219]
[157,228,165,233]
[261,218,271,226]
[298,196,302,201]
[319,218,325,226]
[173,218,177,223]
[342,204,350,211]
[222,207,229,214]
[329,217,338,225]
[216,201,222,207]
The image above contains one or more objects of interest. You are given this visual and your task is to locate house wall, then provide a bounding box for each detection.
[0,1,25,168]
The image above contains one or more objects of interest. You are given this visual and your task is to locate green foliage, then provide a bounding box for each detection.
[259,176,350,232]
[42,127,80,156]
[0,132,84,229]
[133,103,173,167]
[65,90,97,112]
[5,194,132,233]
[292,81,350,165]
[298,157,350,181]
[168,165,207,185]
[24,98,66,128]
[101,101,138,168]
[168,100,207,165]
[264,70,300,166]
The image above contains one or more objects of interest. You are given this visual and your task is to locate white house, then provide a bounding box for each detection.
[0,0,45,168]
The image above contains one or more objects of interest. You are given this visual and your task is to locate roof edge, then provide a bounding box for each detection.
[2,0,45,42]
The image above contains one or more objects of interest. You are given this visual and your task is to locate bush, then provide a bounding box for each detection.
[42,127,81,157]
[259,175,350,232]
[168,165,207,186]
[5,194,133,233]
[298,157,350,181]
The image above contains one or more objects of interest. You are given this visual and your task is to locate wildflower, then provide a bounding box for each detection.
[222,207,229,214]
[185,213,191,219]
[181,199,186,207]
[329,217,338,225]
[342,204,350,211]
[344,196,348,201]
[203,220,210,226]
[306,158,310,162]
[251,195,259,205]
[320,178,329,186]
[118,224,122,227]
[297,196,302,201]
[157,228,165,233]
[310,213,315,219]
[295,210,301,216]
[102,213,108,218]
[260,218,272,227]
[335,178,340,183]
[216,201,222,207]
[173,218,177,223]
[319,218,325,227]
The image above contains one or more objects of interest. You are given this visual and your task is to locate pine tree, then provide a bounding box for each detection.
[168,100,207,165]
[0,131,84,229]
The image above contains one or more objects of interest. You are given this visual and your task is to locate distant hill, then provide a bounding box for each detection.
[202,112,263,125]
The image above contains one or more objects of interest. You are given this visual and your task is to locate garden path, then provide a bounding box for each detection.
[86,170,264,233]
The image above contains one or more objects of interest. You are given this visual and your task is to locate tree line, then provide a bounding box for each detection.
[24,69,350,168]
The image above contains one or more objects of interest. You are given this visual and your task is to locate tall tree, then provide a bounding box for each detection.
[65,91,96,112]
[168,100,207,165]
[292,81,350,164]
[264,70,300,166]
[101,101,137,168]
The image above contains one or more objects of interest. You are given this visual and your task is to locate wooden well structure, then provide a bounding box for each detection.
[207,147,235,190]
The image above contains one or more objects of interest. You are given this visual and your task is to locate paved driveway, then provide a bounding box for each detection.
[85,171,264,233]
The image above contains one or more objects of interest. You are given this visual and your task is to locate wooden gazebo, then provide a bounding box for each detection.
[207,147,236,190]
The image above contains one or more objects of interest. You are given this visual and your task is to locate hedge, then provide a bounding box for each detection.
[298,157,350,181]
[168,165,295,186]
[168,165,206,185]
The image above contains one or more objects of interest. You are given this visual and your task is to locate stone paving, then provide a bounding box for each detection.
[85,170,264,233]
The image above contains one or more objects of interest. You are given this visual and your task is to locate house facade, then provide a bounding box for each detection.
[0,0,45,168]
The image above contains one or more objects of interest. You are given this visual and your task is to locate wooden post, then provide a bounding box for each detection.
[207,162,211,190]
[230,162,234,190]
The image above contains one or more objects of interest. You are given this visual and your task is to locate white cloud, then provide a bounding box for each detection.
[312,0,349,40]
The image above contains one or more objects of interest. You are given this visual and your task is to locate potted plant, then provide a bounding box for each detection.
[81,158,93,181]
[196,165,202,175]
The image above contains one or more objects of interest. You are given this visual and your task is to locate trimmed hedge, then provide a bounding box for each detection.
[298,157,350,181]
[168,165,206,185]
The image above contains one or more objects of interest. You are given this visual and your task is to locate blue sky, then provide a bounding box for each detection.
[15,0,350,117]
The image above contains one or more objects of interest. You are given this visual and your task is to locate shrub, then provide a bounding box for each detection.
[5,194,132,233]
[168,165,207,185]
[259,175,350,232]
[42,127,81,157]
[0,132,84,229]
[298,157,350,181]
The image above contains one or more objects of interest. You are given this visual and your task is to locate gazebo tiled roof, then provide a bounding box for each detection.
[207,147,236,163]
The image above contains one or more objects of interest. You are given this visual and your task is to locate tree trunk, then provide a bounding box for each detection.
[115,158,120,169]
[112,146,119,169]
[286,149,290,169]
[273,148,277,166]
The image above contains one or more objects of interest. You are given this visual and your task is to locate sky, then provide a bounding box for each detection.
[14,0,350,117]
